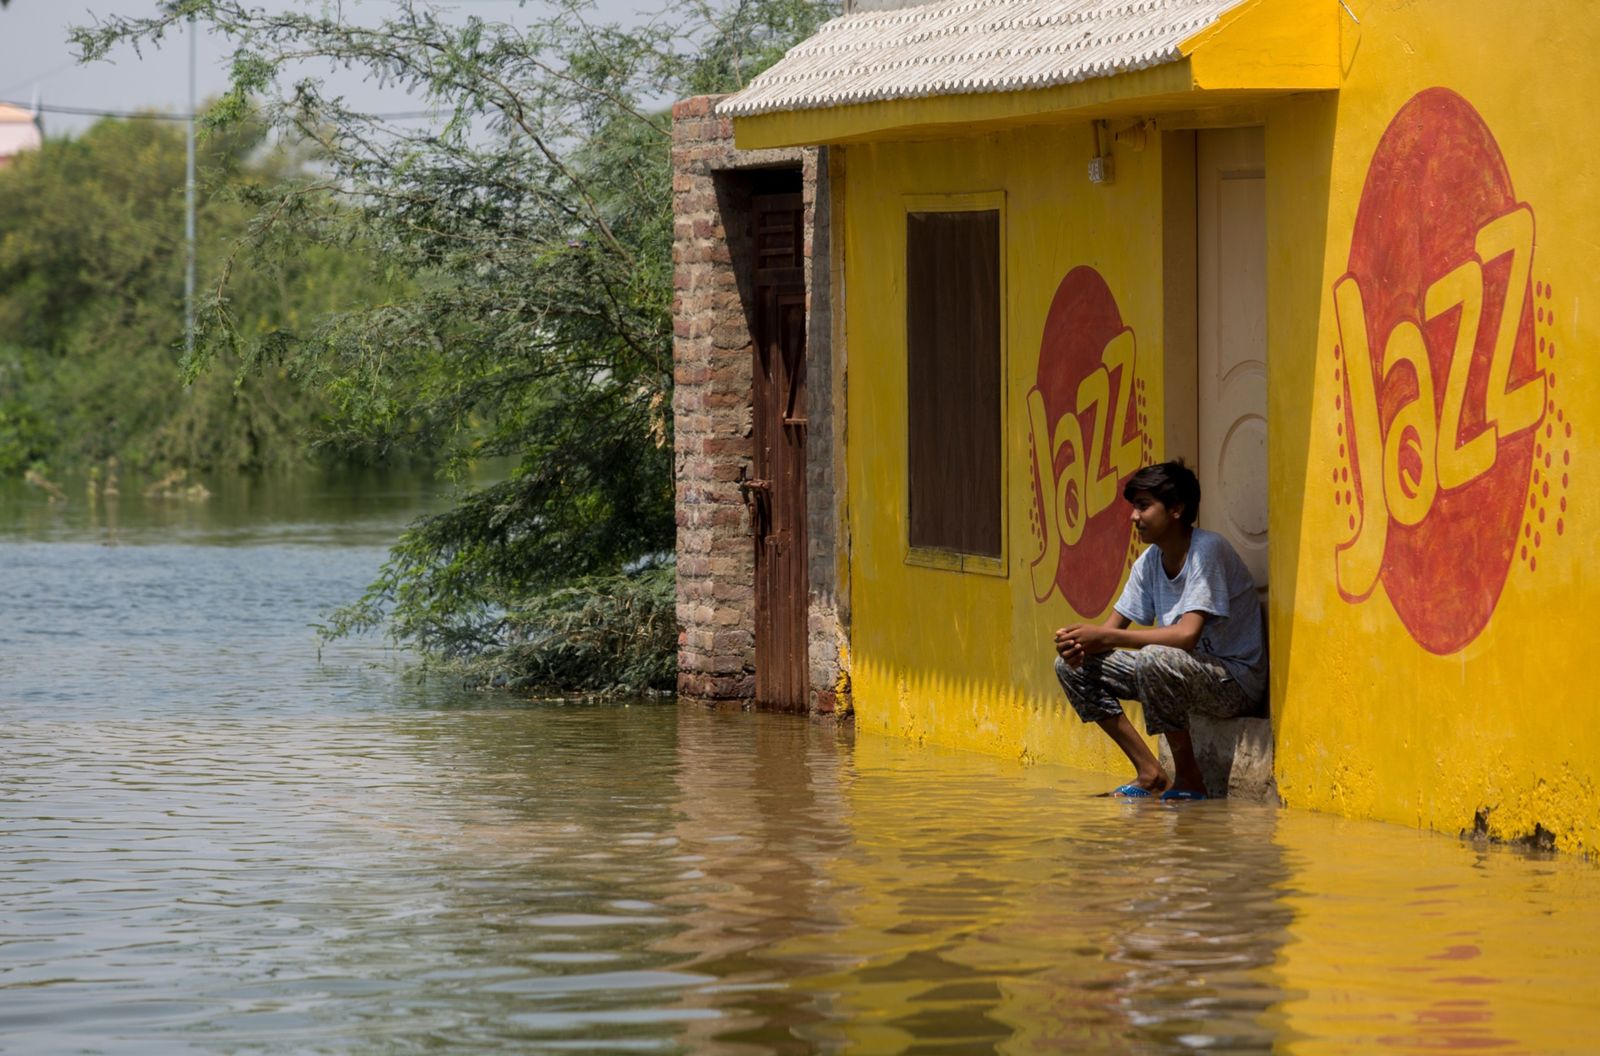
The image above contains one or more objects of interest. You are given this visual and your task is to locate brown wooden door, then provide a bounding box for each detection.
[750,192,808,710]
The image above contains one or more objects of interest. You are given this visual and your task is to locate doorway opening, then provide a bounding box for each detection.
[730,167,809,710]
[1165,126,1269,590]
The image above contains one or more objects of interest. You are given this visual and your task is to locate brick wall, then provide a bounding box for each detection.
[670,95,850,714]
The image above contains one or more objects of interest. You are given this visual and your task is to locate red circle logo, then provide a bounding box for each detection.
[1333,88,1546,653]
[1026,266,1149,614]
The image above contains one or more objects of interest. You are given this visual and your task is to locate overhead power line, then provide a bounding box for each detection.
[0,99,446,121]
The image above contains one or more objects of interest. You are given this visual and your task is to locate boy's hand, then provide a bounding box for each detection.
[1054,623,1113,668]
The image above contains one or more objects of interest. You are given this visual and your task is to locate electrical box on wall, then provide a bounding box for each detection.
[1088,155,1114,185]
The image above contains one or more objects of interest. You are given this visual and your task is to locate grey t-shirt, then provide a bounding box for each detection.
[1113,528,1267,703]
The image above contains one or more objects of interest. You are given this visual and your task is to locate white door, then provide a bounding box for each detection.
[1197,127,1268,588]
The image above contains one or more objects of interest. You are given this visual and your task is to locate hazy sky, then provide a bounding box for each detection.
[0,0,652,136]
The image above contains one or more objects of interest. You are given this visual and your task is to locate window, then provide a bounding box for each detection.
[905,205,1003,566]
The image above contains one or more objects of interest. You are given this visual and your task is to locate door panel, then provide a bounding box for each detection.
[751,192,808,710]
[1197,127,1269,587]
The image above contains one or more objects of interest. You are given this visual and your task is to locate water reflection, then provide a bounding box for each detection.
[1,466,460,547]
[4,479,1600,1053]
[775,735,1295,1055]
[1273,817,1600,1054]
[664,711,855,1055]
[7,689,1600,1053]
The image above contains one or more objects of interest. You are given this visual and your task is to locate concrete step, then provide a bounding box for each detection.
[1159,715,1277,803]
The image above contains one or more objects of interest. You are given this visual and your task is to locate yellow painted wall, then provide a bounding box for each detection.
[1270,0,1600,855]
[841,121,1171,779]
[828,0,1600,856]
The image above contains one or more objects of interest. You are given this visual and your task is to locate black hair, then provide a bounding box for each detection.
[1123,460,1201,527]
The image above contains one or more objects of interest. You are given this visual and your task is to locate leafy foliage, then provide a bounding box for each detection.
[0,116,394,474]
[356,564,679,696]
[70,0,834,686]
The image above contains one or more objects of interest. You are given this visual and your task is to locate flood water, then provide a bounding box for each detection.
[3,473,1599,1054]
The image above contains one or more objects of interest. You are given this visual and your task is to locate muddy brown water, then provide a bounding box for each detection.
[2,473,1598,1054]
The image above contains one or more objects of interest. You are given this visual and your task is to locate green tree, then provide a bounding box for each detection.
[0,115,390,474]
[71,0,833,690]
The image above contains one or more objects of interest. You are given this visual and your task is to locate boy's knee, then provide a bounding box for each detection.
[1130,645,1201,695]
[1132,644,1189,673]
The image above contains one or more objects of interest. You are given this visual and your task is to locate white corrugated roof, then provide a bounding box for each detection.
[719,0,1249,117]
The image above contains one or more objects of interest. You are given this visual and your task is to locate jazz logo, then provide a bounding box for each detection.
[1335,206,1539,593]
[1331,88,1560,655]
[1027,266,1150,615]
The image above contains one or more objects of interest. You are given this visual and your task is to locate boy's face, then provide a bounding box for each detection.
[1127,490,1183,544]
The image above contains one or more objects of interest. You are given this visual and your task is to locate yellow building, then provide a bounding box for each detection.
[687,0,1599,856]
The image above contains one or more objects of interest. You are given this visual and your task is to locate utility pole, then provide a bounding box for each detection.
[185,14,196,358]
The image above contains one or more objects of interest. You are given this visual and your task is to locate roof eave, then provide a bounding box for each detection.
[1181,0,1343,91]
[730,61,1198,150]
[729,0,1340,151]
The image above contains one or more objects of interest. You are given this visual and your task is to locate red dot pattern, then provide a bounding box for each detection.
[1521,277,1572,576]
[1329,344,1363,528]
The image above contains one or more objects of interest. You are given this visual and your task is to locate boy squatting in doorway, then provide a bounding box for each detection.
[1052,460,1266,801]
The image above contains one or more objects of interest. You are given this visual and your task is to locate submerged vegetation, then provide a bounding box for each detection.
[62,0,832,694]
[397,565,680,696]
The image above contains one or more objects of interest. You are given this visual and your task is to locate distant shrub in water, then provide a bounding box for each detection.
[467,565,677,697]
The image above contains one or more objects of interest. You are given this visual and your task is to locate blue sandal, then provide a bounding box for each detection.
[1160,788,1208,802]
[1110,783,1156,798]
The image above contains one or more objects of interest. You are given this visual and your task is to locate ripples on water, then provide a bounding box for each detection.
[2,478,1598,1054]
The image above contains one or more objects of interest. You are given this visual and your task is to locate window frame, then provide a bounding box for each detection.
[901,190,1009,578]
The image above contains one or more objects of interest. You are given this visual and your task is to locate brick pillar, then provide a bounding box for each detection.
[672,95,752,701]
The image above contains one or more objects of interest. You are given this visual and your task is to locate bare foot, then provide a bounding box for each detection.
[1137,773,1171,794]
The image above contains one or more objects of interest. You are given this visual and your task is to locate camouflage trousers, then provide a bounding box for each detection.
[1053,646,1257,736]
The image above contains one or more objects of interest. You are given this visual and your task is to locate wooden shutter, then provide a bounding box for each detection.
[906,210,1002,558]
